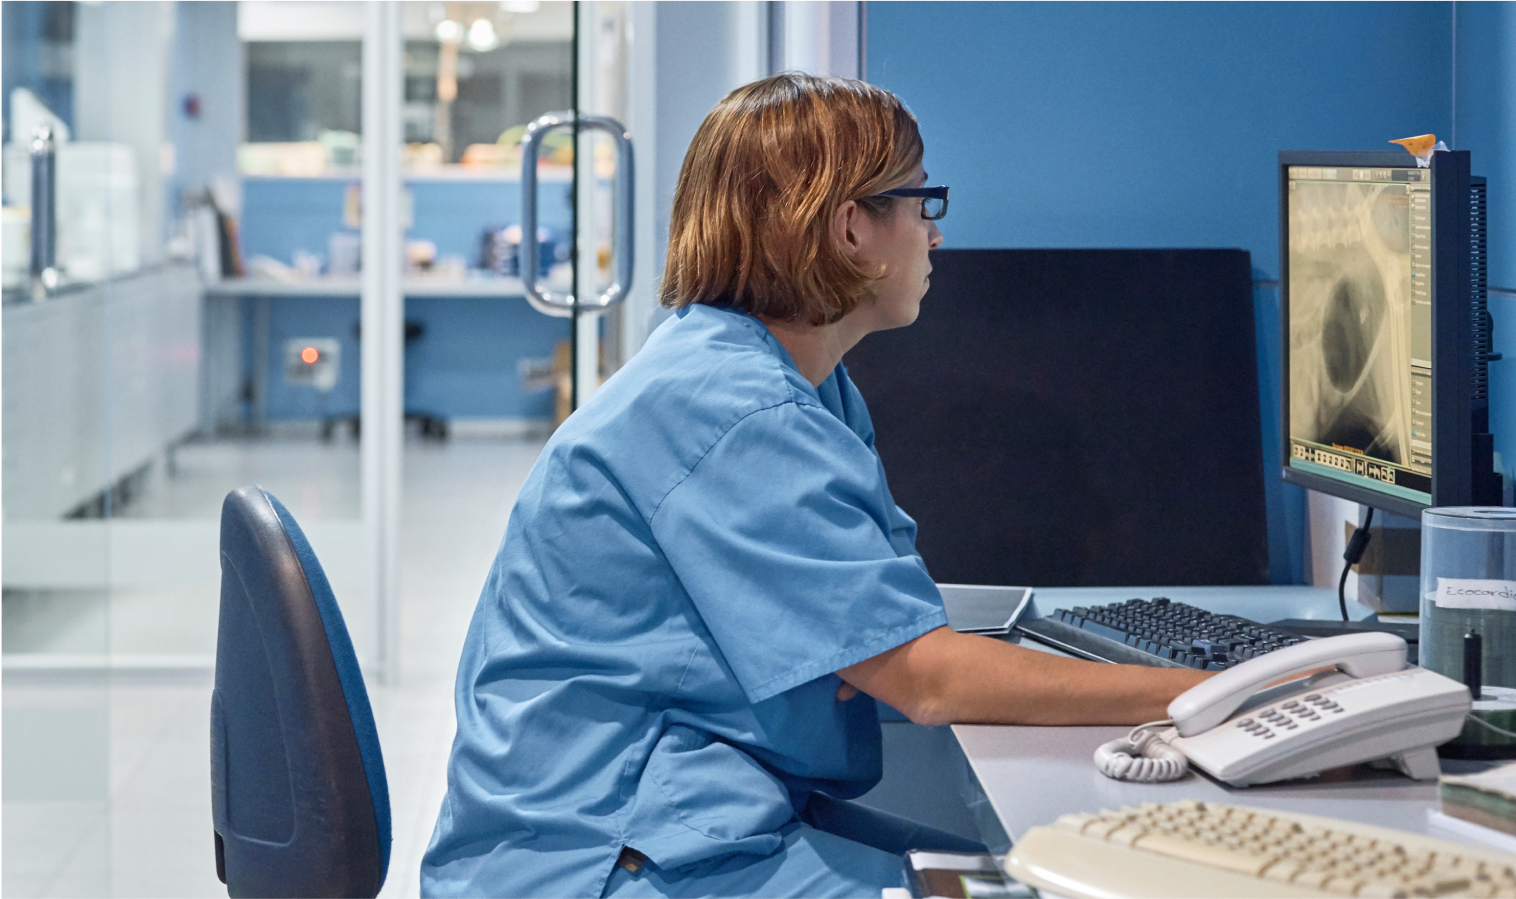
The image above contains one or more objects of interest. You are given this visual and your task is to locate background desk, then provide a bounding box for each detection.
[202,277,568,430]
[952,586,1497,856]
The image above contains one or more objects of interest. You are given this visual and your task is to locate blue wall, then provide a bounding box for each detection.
[403,295,565,419]
[1457,1,1516,290]
[239,175,575,422]
[0,1,75,145]
[1455,1,1516,477]
[240,178,351,265]
[169,2,241,208]
[868,1,1472,585]
[250,294,566,421]
[868,2,1453,264]
[240,176,574,268]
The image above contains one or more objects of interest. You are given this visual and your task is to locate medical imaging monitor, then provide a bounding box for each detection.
[1280,150,1499,515]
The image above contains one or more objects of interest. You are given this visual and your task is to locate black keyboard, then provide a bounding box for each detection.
[1020,597,1310,670]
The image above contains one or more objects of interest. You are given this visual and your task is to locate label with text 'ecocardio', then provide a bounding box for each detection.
[1434,578,1516,611]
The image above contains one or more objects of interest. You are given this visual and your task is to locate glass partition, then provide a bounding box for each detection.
[2,2,373,894]
[1,1,382,660]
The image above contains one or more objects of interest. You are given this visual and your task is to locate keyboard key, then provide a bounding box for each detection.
[1012,801,1516,899]
[1052,597,1327,669]
[1135,833,1275,876]
[1053,812,1098,834]
[1322,874,1367,893]
[1080,620,1130,643]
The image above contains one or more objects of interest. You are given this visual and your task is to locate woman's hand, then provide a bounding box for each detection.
[836,681,860,701]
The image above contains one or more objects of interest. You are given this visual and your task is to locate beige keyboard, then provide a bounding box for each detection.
[1004,800,1516,898]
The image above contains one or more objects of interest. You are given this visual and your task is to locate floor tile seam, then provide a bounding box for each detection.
[106,686,202,798]
[30,803,112,898]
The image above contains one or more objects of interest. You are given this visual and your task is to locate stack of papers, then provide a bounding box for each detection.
[939,585,1034,636]
[1437,763,1516,847]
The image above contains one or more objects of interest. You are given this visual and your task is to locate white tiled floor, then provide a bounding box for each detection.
[2,433,547,898]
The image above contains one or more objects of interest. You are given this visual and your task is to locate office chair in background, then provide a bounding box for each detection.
[211,486,391,898]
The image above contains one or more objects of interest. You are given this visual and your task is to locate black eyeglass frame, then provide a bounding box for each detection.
[869,185,950,220]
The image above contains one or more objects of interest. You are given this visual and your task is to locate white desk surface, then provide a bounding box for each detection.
[202,276,529,298]
[953,585,1500,851]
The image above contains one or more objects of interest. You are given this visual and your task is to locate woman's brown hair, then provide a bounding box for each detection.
[659,73,923,325]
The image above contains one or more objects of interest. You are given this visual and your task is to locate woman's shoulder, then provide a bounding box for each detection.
[619,305,816,414]
[538,306,824,498]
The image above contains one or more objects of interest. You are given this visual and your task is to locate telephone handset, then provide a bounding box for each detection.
[1097,633,1472,786]
[1168,632,1408,736]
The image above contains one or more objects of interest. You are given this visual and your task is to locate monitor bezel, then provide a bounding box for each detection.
[1277,149,1477,517]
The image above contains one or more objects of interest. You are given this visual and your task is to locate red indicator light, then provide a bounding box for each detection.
[301,347,320,364]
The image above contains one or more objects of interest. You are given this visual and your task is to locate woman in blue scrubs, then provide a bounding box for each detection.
[421,74,1208,899]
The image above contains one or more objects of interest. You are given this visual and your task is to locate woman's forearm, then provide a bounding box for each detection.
[839,626,1210,727]
[930,630,1210,726]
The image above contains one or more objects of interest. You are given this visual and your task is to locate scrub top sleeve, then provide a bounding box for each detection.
[650,402,947,705]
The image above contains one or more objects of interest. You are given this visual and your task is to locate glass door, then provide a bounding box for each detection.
[512,0,642,412]
[385,2,575,699]
[376,2,641,698]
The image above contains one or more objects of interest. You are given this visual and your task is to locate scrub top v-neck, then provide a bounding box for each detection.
[421,304,947,898]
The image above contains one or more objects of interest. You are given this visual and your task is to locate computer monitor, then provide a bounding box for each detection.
[845,248,1271,587]
[1280,149,1500,516]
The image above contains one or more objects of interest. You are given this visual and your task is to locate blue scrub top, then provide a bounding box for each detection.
[421,304,948,898]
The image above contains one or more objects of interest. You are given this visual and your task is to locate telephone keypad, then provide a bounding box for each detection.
[1238,719,1275,738]
[1229,687,1366,737]
[1237,700,1342,734]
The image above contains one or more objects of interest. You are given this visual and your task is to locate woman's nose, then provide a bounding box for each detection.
[928,221,944,249]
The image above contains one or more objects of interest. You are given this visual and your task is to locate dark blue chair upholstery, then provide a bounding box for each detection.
[211,486,390,898]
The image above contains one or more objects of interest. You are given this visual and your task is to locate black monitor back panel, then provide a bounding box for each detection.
[845,248,1269,587]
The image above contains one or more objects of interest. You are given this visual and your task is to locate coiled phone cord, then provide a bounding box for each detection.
[1094,719,1189,782]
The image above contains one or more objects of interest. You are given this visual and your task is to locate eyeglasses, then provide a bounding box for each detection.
[870,185,949,220]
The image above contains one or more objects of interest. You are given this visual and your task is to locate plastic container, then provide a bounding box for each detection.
[1420,507,1516,758]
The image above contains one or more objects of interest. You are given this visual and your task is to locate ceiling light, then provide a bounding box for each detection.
[434,18,463,44]
[466,18,499,51]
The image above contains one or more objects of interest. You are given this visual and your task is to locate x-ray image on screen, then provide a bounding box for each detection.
[1287,169,1431,497]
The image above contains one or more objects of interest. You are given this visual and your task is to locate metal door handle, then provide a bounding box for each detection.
[520,111,634,315]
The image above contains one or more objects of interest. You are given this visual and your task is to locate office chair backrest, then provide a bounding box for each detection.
[211,486,390,898]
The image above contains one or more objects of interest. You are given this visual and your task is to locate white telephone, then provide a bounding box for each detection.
[1097,632,1472,786]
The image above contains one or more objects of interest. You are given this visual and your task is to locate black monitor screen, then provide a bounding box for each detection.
[844,248,1270,588]
[1285,163,1433,506]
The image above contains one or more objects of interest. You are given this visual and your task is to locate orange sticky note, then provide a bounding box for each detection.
[1391,134,1438,157]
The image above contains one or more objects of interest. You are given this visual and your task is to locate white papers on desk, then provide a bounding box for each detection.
[939,584,1034,636]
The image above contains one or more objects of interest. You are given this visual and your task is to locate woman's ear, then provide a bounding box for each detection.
[831,199,863,258]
